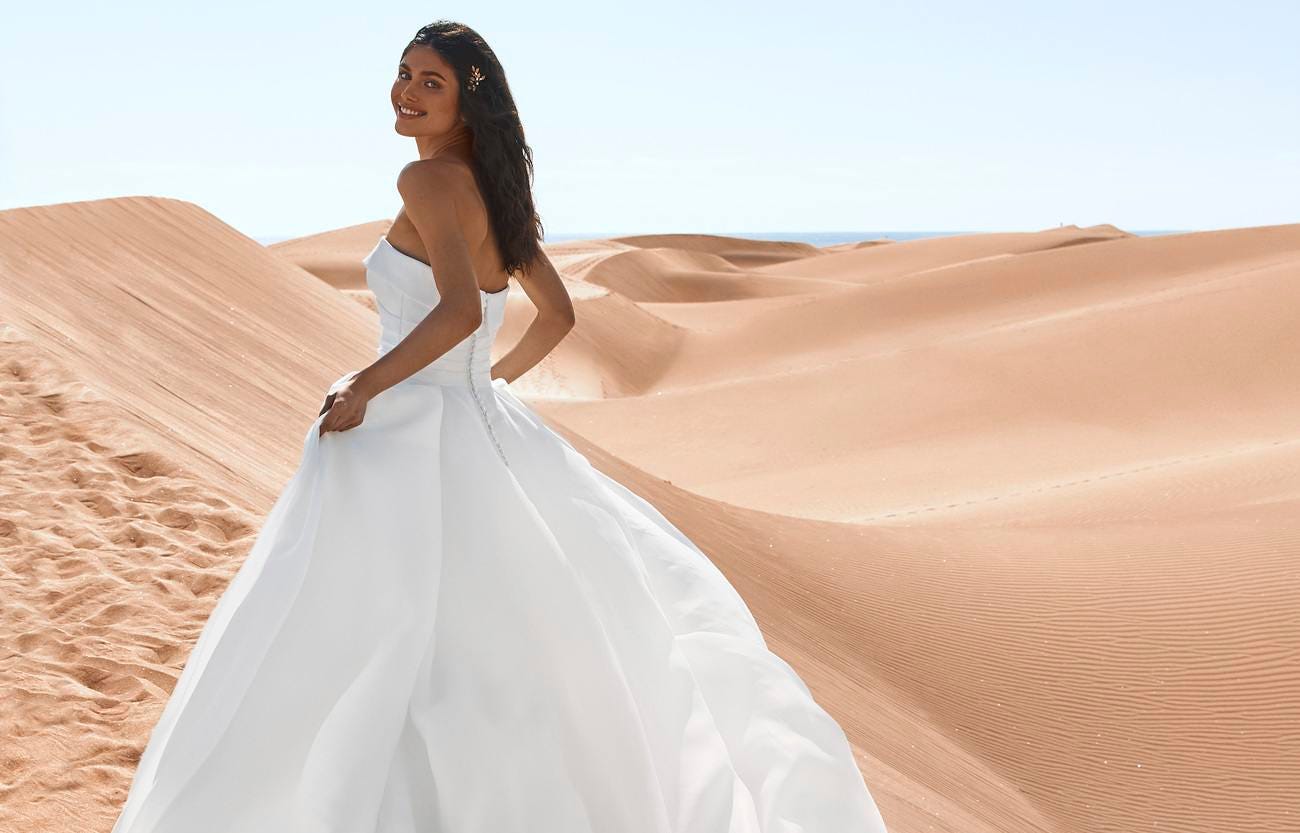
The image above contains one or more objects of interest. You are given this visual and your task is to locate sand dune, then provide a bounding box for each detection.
[1,197,1295,833]
[266,218,392,291]
[583,246,851,303]
[609,232,824,269]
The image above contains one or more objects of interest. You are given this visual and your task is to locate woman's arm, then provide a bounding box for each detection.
[490,247,575,385]
[353,159,486,400]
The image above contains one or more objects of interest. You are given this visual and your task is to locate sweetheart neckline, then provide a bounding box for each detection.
[378,236,509,297]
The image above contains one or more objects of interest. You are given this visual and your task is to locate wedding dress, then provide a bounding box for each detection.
[110,235,888,833]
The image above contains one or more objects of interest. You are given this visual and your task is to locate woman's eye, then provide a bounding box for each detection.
[396,71,437,89]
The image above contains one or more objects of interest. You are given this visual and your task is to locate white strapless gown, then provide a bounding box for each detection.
[110,236,888,833]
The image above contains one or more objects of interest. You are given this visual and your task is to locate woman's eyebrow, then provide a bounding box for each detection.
[398,62,447,81]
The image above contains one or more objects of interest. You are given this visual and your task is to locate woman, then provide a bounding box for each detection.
[111,20,888,833]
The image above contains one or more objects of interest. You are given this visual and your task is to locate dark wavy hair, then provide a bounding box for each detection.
[402,21,543,277]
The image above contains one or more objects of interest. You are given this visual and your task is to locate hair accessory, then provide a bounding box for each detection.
[466,64,485,92]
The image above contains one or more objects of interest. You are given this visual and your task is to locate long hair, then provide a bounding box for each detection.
[402,21,543,278]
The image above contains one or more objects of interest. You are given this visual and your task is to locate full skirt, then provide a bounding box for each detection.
[111,373,888,833]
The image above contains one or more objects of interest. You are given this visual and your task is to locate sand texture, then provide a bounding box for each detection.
[2,197,1297,833]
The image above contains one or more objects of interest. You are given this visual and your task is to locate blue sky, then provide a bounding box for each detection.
[2,0,1296,239]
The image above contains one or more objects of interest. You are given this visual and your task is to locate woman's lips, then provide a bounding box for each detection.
[396,104,426,119]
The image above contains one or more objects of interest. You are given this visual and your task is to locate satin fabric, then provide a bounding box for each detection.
[110,236,888,832]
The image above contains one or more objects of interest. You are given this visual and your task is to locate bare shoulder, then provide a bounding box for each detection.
[396,158,478,205]
[396,158,486,242]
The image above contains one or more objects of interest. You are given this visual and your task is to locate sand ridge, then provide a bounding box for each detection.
[3,197,1296,833]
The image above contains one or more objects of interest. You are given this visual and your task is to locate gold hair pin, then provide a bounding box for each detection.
[466,64,485,92]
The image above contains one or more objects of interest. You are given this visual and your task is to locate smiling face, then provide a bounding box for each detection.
[391,46,463,137]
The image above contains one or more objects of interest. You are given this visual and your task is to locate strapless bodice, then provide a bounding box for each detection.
[361,236,509,389]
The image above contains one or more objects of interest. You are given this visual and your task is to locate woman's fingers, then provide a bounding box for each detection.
[318,409,363,436]
[317,383,369,436]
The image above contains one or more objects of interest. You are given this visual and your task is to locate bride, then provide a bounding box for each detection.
[111,20,888,833]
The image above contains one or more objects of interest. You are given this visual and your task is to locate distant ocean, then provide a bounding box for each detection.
[254,230,1186,247]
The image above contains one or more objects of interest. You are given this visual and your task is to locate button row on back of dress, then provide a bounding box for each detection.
[465,294,511,468]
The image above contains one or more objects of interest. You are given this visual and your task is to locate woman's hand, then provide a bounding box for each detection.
[318,375,371,436]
